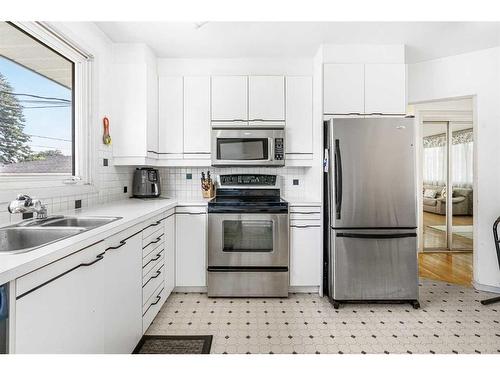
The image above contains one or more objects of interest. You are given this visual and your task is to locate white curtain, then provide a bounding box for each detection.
[423,140,473,187]
[452,141,473,187]
[423,146,446,186]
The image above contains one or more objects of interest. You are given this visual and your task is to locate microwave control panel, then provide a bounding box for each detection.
[274,138,284,160]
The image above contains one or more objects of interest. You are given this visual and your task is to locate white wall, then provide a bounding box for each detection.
[0,22,134,225]
[408,47,500,291]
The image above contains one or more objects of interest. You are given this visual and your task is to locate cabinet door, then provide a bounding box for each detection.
[165,214,175,297]
[211,76,248,121]
[323,64,364,115]
[248,76,285,121]
[184,76,211,154]
[364,63,406,115]
[15,243,106,353]
[146,64,159,156]
[285,76,313,155]
[175,213,207,287]
[103,232,143,354]
[112,63,148,158]
[158,76,183,157]
[290,225,321,286]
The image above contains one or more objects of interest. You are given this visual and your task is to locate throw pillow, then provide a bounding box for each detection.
[423,189,438,198]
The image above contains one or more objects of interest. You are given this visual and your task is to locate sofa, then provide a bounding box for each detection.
[423,184,473,216]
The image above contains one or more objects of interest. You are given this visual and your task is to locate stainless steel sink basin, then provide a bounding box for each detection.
[38,216,119,228]
[0,215,122,254]
[0,227,86,254]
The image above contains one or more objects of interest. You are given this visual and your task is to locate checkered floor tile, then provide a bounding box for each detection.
[146,279,500,354]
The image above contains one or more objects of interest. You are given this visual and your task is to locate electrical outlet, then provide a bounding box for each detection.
[186,173,192,180]
[293,179,299,186]
[103,158,108,166]
[123,186,128,193]
[75,199,82,209]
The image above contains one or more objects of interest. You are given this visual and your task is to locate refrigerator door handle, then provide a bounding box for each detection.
[336,232,417,239]
[334,139,342,220]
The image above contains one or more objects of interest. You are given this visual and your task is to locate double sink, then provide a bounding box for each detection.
[0,216,121,254]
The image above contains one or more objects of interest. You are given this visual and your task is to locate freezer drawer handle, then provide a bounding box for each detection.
[334,139,342,220]
[336,232,417,239]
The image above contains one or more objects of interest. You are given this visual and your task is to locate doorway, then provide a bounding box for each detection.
[415,98,474,253]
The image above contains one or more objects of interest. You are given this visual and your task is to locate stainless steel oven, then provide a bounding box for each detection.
[207,174,289,297]
[211,124,285,167]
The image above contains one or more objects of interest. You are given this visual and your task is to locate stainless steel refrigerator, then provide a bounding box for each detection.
[324,118,419,309]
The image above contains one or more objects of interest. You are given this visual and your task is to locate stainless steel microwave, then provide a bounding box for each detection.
[211,123,285,167]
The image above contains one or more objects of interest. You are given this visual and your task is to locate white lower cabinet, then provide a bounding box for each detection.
[175,208,207,287]
[165,213,175,296]
[103,230,143,353]
[15,242,108,354]
[290,223,322,287]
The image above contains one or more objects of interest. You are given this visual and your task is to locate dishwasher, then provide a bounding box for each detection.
[0,284,8,354]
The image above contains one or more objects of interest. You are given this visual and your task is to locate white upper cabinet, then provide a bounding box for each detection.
[248,76,285,121]
[183,76,211,155]
[364,63,406,115]
[285,76,313,156]
[158,76,183,157]
[323,64,364,115]
[211,76,248,122]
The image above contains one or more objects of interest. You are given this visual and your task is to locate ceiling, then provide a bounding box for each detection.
[96,22,500,63]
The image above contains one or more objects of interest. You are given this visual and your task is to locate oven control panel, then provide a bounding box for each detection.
[219,174,277,186]
[274,138,284,160]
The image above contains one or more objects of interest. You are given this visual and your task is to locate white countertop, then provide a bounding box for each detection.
[0,198,178,285]
[0,197,321,285]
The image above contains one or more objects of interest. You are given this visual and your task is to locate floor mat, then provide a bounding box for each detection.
[133,335,212,354]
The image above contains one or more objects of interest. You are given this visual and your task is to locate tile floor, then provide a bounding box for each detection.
[147,279,500,354]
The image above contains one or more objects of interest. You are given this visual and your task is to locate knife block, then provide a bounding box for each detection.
[202,183,215,199]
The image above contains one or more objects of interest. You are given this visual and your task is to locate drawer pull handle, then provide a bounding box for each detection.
[143,234,164,249]
[143,265,164,287]
[142,250,163,269]
[17,250,106,300]
[292,225,321,228]
[143,288,165,316]
[105,239,126,252]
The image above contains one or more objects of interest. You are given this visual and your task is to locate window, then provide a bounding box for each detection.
[0,22,75,175]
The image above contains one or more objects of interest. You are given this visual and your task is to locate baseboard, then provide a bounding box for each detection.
[173,286,208,293]
[472,281,500,294]
[289,286,321,294]
[173,286,321,295]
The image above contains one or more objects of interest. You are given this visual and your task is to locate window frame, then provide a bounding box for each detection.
[0,21,94,193]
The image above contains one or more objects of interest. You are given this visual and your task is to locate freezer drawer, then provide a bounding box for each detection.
[331,229,418,300]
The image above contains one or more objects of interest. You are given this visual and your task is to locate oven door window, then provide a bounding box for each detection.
[223,220,273,252]
[217,138,269,161]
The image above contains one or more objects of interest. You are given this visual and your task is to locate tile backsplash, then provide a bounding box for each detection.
[159,167,313,201]
[0,144,134,226]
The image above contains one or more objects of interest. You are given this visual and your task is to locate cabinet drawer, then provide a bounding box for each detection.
[143,245,165,276]
[143,232,164,257]
[290,212,321,221]
[290,220,321,228]
[289,206,321,214]
[143,284,165,333]
[143,262,165,306]
[142,214,166,239]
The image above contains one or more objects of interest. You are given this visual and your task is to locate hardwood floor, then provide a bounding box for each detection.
[423,211,473,250]
[418,252,473,286]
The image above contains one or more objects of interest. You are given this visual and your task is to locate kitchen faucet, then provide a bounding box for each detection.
[7,194,48,219]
